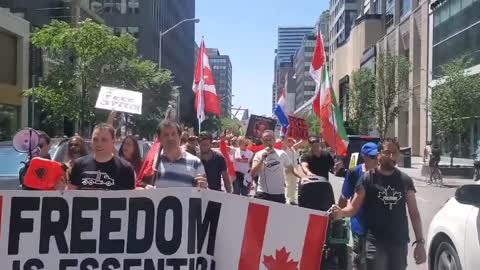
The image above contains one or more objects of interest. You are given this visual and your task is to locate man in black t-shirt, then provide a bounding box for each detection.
[198,132,232,193]
[332,138,426,270]
[68,123,135,190]
[300,136,334,179]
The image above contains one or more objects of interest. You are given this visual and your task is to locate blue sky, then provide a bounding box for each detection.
[195,0,329,117]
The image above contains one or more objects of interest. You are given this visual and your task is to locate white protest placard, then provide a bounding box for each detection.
[0,189,329,270]
[95,86,143,115]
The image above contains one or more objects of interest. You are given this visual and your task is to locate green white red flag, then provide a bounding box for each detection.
[309,30,347,156]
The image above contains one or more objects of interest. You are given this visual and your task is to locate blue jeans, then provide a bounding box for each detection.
[233,172,249,196]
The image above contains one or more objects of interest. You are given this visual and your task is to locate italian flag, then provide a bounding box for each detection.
[310,30,347,156]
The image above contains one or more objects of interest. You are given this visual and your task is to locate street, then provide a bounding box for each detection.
[329,169,458,270]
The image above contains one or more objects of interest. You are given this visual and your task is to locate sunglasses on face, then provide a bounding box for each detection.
[38,143,45,148]
[69,143,80,147]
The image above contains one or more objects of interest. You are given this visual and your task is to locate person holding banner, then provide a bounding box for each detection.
[332,139,426,270]
[139,120,208,189]
[250,130,301,203]
[301,136,335,179]
[67,123,136,190]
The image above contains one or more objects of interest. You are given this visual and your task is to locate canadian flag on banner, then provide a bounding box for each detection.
[237,202,329,270]
[193,38,221,124]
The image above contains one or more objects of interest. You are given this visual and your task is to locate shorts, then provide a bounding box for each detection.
[254,192,286,204]
[352,234,367,270]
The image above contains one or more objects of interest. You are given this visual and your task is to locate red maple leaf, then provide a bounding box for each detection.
[262,247,299,270]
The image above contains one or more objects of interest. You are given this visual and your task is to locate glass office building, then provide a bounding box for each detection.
[432,0,480,77]
[431,0,480,157]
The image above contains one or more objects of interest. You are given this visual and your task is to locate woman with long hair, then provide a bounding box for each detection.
[119,135,142,175]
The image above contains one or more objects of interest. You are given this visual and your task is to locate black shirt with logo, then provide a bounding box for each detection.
[69,155,135,190]
[201,151,227,191]
[356,168,416,245]
[301,152,334,179]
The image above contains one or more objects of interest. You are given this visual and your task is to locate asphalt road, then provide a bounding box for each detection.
[329,172,457,270]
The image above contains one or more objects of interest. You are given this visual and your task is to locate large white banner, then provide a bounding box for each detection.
[0,189,329,270]
[95,86,143,115]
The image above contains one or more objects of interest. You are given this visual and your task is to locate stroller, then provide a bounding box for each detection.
[298,176,351,270]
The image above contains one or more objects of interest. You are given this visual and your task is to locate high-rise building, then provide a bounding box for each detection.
[277,27,314,65]
[328,0,431,155]
[0,7,29,140]
[430,0,480,157]
[293,33,316,111]
[273,27,313,112]
[329,0,361,51]
[207,48,232,118]
[317,10,330,42]
[89,0,196,125]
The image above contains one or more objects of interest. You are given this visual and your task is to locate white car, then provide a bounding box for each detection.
[427,183,480,270]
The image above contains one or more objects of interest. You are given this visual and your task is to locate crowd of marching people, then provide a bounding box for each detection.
[21,118,427,270]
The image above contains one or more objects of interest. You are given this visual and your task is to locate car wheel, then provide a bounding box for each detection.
[434,241,462,270]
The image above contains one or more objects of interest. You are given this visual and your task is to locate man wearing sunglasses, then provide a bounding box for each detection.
[300,136,334,179]
[37,131,52,160]
[338,142,378,270]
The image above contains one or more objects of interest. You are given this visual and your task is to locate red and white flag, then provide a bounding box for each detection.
[309,29,326,120]
[309,30,347,156]
[237,202,329,270]
[193,38,221,124]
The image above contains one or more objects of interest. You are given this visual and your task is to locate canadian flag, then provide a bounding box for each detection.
[237,202,329,270]
[193,38,221,124]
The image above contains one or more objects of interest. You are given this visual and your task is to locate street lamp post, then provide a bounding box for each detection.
[158,18,200,68]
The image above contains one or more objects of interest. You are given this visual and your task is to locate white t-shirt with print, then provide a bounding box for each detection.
[253,149,292,195]
[234,148,254,174]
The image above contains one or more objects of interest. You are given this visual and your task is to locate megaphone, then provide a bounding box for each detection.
[12,128,39,155]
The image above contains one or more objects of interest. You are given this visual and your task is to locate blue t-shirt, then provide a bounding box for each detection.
[341,164,365,235]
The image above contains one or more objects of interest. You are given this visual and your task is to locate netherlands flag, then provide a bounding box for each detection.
[274,91,289,135]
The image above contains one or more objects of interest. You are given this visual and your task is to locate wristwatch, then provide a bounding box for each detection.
[412,239,425,246]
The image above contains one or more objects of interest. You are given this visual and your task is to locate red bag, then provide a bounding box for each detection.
[24,158,64,190]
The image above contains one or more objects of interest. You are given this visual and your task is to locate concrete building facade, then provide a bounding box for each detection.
[0,8,29,140]
[207,48,232,118]
[375,0,430,156]
[326,0,431,156]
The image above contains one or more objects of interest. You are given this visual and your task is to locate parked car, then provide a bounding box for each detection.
[51,139,152,162]
[427,183,480,270]
[0,138,152,190]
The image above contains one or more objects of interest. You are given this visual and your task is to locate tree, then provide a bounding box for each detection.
[430,56,480,165]
[303,113,320,136]
[24,20,175,137]
[375,53,411,139]
[220,117,242,136]
[348,68,376,134]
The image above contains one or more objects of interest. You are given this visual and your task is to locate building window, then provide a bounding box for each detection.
[385,3,394,28]
[0,104,20,141]
[90,0,103,14]
[128,0,139,14]
[400,0,411,18]
[127,27,139,38]
[103,0,123,14]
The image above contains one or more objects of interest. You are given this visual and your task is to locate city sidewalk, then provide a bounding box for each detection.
[399,156,474,187]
